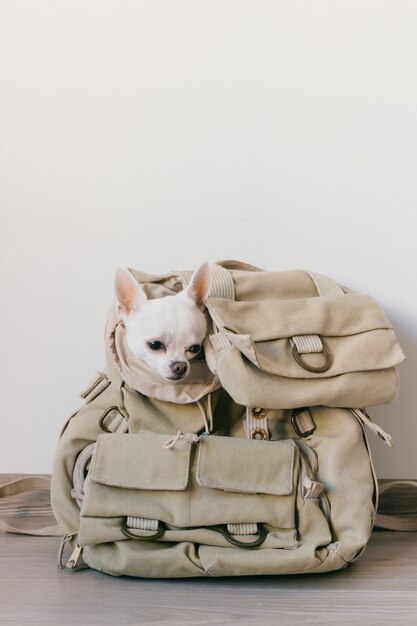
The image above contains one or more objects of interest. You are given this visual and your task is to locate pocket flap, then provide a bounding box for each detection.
[90,434,192,491]
[206,294,405,379]
[207,294,393,340]
[196,436,296,496]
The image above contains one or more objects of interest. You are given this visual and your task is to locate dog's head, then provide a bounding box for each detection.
[114,263,211,381]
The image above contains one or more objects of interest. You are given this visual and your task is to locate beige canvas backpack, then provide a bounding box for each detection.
[2,260,413,577]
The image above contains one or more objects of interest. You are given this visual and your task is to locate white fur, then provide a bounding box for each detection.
[114,263,211,381]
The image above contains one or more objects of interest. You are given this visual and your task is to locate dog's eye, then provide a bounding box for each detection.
[188,344,201,354]
[147,340,165,351]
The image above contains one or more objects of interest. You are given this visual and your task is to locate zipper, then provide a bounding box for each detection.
[67,544,83,569]
[349,409,393,447]
[57,533,84,570]
[349,411,380,561]
[57,532,77,570]
[296,441,332,524]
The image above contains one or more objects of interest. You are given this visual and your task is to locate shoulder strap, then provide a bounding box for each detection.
[0,476,62,536]
[374,480,417,531]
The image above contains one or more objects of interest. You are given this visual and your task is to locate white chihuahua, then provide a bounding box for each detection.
[114,263,211,381]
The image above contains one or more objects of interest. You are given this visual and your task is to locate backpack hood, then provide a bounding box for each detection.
[104,270,221,404]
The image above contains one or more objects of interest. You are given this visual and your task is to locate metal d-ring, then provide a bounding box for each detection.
[292,341,333,374]
[98,406,121,432]
[220,524,268,548]
[121,519,165,541]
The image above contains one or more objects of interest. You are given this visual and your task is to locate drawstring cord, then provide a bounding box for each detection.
[163,394,214,449]
[197,393,213,434]
[163,431,200,449]
[350,409,394,447]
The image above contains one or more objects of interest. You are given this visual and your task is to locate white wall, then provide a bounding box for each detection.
[1,0,416,477]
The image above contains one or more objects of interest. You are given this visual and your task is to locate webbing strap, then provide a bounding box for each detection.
[0,475,51,498]
[291,272,343,359]
[244,407,269,441]
[292,408,316,437]
[307,272,344,296]
[291,335,323,354]
[227,523,258,535]
[209,264,236,300]
[79,371,110,403]
[0,476,62,536]
[303,476,324,499]
[107,413,129,433]
[126,517,159,531]
[208,265,235,346]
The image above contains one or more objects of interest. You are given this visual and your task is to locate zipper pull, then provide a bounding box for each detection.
[351,409,394,447]
[57,533,77,570]
[66,544,83,569]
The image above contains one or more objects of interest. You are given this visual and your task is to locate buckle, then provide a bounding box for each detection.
[99,406,123,433]
[291,408,316,438]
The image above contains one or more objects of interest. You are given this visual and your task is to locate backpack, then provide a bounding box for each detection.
[2,260,411,577]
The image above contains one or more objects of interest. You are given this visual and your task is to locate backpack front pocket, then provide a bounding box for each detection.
[193,435,297,532]
[206,294,404,409]
[78,433,302,550]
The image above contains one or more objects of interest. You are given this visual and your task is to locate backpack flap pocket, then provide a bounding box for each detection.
[207,294,404,378]
[193,436,298,531]
[79,433,193,545]
[206,294,405,408]
[90,433,191,491]
[196,436,295,495]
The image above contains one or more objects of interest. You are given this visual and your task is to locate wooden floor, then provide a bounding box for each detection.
[1,475,417,626]
[1,531,417,625]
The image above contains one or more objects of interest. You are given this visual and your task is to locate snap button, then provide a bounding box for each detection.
[250,428,268,440]
[251,407,267,419]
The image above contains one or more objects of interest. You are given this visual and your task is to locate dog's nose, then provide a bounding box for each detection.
[171,361,188,377]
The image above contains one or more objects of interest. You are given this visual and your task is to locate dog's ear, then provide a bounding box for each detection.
[183,262,211,309]
[114,268,147,319]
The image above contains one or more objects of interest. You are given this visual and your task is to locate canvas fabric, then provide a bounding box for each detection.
[47,260,406,577]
